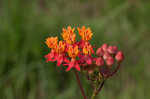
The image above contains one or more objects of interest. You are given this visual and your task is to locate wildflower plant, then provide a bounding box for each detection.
[44,26,124,99]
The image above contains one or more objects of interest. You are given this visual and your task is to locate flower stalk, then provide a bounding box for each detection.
[90,77,105,99]
[74,70,87,99]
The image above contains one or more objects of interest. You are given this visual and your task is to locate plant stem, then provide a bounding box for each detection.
[91,89,97,99]
[108,63,120,77]
[95,80,105,96]
[74,70,87,99]
[91,80,105,99]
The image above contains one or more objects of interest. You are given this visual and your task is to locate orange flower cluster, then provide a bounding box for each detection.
[45,26,124,75]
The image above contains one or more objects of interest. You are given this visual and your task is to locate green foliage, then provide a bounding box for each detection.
[0,0,150,99]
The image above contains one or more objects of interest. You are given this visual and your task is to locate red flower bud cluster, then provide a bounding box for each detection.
[96,43,124,67]
[44,26,124,74]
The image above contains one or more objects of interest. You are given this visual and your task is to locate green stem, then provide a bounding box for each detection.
[91,89,97,99]
[91,80,105,99]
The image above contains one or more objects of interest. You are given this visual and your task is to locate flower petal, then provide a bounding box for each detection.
[75,63,80,71]
[56,55,63,66]
[66,59,75,71]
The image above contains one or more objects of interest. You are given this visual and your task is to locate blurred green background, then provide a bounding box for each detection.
[0,0,150,99]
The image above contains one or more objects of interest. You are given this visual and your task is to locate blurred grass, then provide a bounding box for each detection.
[0,0,150,99]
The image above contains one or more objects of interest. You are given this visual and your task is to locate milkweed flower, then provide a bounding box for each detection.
[62,26,76,44]
[44,25,124,78]
[83,42,93,55]
[67,45,79,58]
[66,45,80,71]
[45,37,58,49]
[77,26,93,41]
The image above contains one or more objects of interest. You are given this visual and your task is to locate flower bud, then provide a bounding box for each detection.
[107,46,118,54]
[96,47,104,56]
[101,43,108,52]
[96,57,104,66]
[115,51,124,62]
[113,46,118,52]
[106,56,114,67]
[103,52,111,60]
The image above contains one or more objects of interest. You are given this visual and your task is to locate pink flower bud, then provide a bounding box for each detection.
[96,57,104,66]
[103,52,111,60]
[107,46,118,54]
[113,46,118,52]
[106,56,114,66]
[115,51,124,62]
[96,47,104,56]
[101,43,108,52]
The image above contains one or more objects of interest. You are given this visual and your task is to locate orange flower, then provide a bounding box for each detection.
[61,26,76,44]
[55,41,66,53]
[45,37,58,49]
[83,42,93,55]
[77,26,93,41]
[67,45,79,58]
